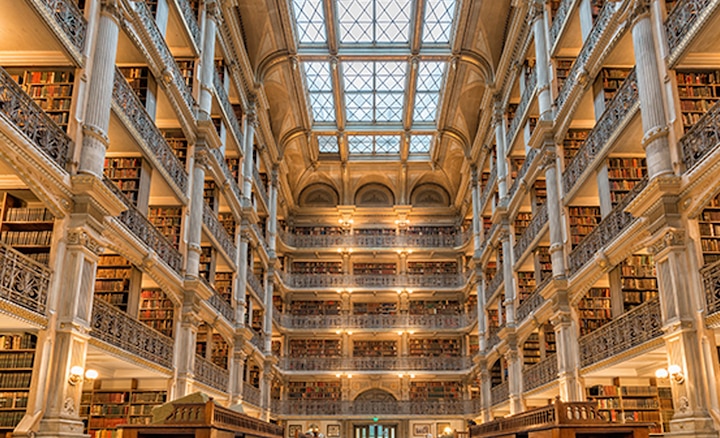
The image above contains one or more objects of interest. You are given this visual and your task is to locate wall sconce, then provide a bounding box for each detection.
[395,218,409,230]
[339,217,354,228]
[656,364,684,384]
[69,366,99,386]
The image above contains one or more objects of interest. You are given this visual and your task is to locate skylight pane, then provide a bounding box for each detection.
[376,61,407,91]
[338,0,373,43]
[292,0,327,43]
[416,61,445,91]
[318,135,339,153]
[346,93,374,121]
[376,0,412,43]
[413,92,439,121]
[348,135,374,153]
[309,92,336,122]
[304,62,333,91]
[375,135,400,153]
[376,93,404,121]
[422,0,456,43]
[410,135,432,153]
[343,62,374,91]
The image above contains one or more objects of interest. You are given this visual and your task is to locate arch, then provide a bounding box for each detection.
[411,183,451,207]
[298,183,339,207]
[355,183,395,206]
[354,388,397,401]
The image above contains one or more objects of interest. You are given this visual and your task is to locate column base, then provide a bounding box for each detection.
[37,418,89,438]
[667,416,718,438]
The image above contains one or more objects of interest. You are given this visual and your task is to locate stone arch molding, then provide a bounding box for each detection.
[354,388,397,401]
[354,183,395,206]
[410,183,451,207]
[298,183,340,207]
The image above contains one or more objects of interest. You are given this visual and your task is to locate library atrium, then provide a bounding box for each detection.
[1,0,720,437]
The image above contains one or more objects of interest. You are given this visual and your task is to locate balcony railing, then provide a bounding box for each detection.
[279,272,468,289]
[563,70,638,195]
[280,229,469,249]
[486,265,504,302]
[523,353,558,392]
[113,69,188,193]
[277,312,475,330]
[0,242,50,318]
[250,329,264,351]
[702,259,720,316]
[579,298,662,368]
[176,0,201,48]
[248,272,265,302]
[681,99,720,171]
[549,0,573,46]
[666,0,713,56]
[194,355,229,392]
[272,399,477,416]
[568,176,647,274]
[487,325,502,351]
[32,0,87,54]
[479,166,497,209]
[134,1,195,112]
[210,148,243,204]
[555,3,616,112]
[513,203,548,259]
[506,70,538,148]
[203,203,237,262]
[253,167,269,208]
[213,70,243,148]
[508,149,539,200]
[91,298,174,369]
[0,66,71,169]
[207,287,234,322]
[251,222,269,254]
[279,356,473,372]
[516,278,549,323]
[242,384,262,406]
[491,381,510,406]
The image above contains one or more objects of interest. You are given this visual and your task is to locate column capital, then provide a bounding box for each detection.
[647,229,686,257]
[529,0,544,22]
[100,0,123,22]
[205,0,222,22]
[66,229,104,255]
[627,0,651,26]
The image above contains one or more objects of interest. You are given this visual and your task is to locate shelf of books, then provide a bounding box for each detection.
[0,333,36,433]
[620,254,658,312]
[211,334,228,368]
[353,228,395,236]
[118,67,155,110]
[353,340,398,357]
[353,302,398,315]
[204,180,217,210]
[407,261,457,275]
[516,271,537,303]
[0,192,55,265]
[218,212,236,236]
[568,206,601,248]
[543,323,556,355]
[291,261,342,275]
[138,288,174,337]
[409,300,462,315]
[607,157,646,207]
[289,339,341,357]
[104,157,147,206]
[147,206,182,249]
[409,381,462,400]
[287,381,341,400]
[215,272,233,303]
[536,246,552,281]
[532,179,547,207]
[555,58,574,96]
[523,333,541,367]
[353,262,397,275]
[199,246,214,281]
[699,192,720,265]
[676,70,720,132]
[292,226,343,236]
[251,309,263,332]
[406,226,458,236]
[161,129,188,165]
[94,255,133,312]
[176,59,194,90]
[408,337,461,357]
[562,129,590,163]
[578,287,612,336]
[596,68,632,106]
[80,383,167,437]
[586,378,673,433]
[514,212,532,239]
[7,68,75,131]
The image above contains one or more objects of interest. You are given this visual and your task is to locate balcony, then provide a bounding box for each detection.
[250,328,264,351]
[276,312,475,331]
[567,177,647,274]
[208,148,243,209]
[272,399,477,417]
[112,69,188,194]
[251,222,269,255]
[562,70,638,196]
[206,284,234,323]
[523,353,558,392]
[279,356,473,372]
[29,0,87,57]
[278,272,468,290]
[508,149,539,201]
[681,99,720,172]
[280,228,469,250]
[549,0,573,48]
[0,242,51,320]
[506,70,537,149]
[702,259,720,318]
[485,266,504,302]
[516,278,550,323]
[248,272,265,303]
[513,203,548,261]
[487,325,502,351]
[242,384,262,407]
[194,355,229,392]
[666,0,715,62]
[253,167,269,209]
[214,70,243,149]
[90,298,174,370]
[479,166,497,210]
[0,66,71,170]
[175,0,201,49]
[579,298,662,368]
[490,381,509,406]
[203,203,237,264]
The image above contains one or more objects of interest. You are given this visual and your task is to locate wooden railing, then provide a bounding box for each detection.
[0,242,51,318]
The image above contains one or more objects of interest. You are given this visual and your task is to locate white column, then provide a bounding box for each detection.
[231,344,247,404]
[235,229,250,325]
[268,167,279,255]
[263,266,274,353]
[506,348,524,414]
[186,151,207,279]
[242,110,257,206]
[493,100,508,198]
[531,0,552,121]
[471,165,483,250]
[500,229,516,326]
[197,0,217,121]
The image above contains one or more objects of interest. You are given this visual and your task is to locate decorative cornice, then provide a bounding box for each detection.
[66,229,104,255]
[647,229,686,256]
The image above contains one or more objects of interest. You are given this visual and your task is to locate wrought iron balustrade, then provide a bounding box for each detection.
[487,325,502,350]
[0,67,71,169]
[176,0,201,47]
[680,98,720,171]
[508,149,539,200]
[0,242,51,318]
[702,259,720,316]
[491,381,510,406]
[549,0,573,46]
[250,329,264,351]
[272,399,475,416]
[276,312,474,330]
[248,273,265,302]
[91,298,174,369]
[280,229,468,249]
[213,70,244,148]
[666,0,712,55]
[479,166,497,209]
[279,273,467,289]
[506,70,538,148]
[207,286,234,322]
[112,68,188,192]
[486,265,504,301]
[210,148,243,203]
[279,356,473,372]
[253,167,269,208]
[251,222,269,254]
[203,203,237,262]
[523,353,558,392]
[513,203,548,258]
[242,384,262,406]
[34,0,87,54]
[563,70,637,195]
[194,355,229,392]
[579,298,662,368]
[516,279,549,323]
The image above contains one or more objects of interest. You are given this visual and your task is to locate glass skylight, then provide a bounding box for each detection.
[292,0,327,43]
[343,61,406,122]
[422,0,456,43]
[414,61,446,122]
[409,135,433,153]
[318,135,339,153]
[303,62,336,122]
[348,135,400,154]
[337,0,411,44]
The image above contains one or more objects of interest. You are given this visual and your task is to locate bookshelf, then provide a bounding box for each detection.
[7,68,75,132]
[0,333,36,434]
[353,228,395,236]
[406,226,458,236]
[81,384,167,436]
[543,323,556,355]
[289,339,341,357]
[408,300,462,315]
[204,180,217,210]
[353,302,397,315]
[95,255,133,312]
[138,288,174,337]
[516,271,536,303]
[199,246,214,281]
[247,365,260,388]
[555,58,574,96]
[532,179,547,207]
[568,206,601,248]
[291,226,343,236]
[607,157,647,207]
[118,67,156,110]
[578,288,612,336]
[211,334,228,369]
[620,254,658,311]
[699,192,720,264]
[407,261,457,275]
[215,272,233,303]
[287,381,341,400]
[408,337,461,357]
[104,157,149,207]
[596,68,632,107]
[514,212,532,239]
[288,300,341,315]
[251,309,263,332]
[523,333,541,366]
[176,59,195,90]
[291,261,342,274]
[161,129,188,165]
[562,129,590,163]
[218,212,236,236]
[409,381,462,400]
[353,262,397,275]
[469,335,479,355]
[675,70,720,131]
[0,192,55,264]
[147,206,182,249]
[352,340,398,357]
[536,246,552,281]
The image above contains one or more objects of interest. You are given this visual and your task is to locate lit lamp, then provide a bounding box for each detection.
[68,366,99,386]
[656,364,684,384]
